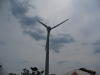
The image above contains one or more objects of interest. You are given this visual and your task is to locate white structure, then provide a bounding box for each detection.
[0,65,9,75]
[63,69,93,75]
[37,19,69,75]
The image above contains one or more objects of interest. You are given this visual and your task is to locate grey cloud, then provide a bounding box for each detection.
[23,30,46,41]
[93,39,100,46]
[0,0,6,8]
[0,41,6,45]
[93,39,100,54]
[23,30,74,52]
[81,43,89,46]
[9,0,74,53]
[9,0,42,27]
[20,60,30,64]
[20,16,42,27]
[96,0,100,7]
[94,47,100,53]
[9,0,43,38]
[50,34,74,52]
[57,60,69,64]
[9,0,29,18]
[5,0,100,75]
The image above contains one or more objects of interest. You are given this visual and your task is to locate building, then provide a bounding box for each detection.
[63,69,95,75]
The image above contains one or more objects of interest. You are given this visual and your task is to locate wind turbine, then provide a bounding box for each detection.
[37,18,69,75]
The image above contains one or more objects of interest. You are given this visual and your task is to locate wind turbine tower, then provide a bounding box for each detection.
[37,18,69,75]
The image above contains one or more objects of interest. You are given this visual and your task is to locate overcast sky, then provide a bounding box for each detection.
[0,0,100,75]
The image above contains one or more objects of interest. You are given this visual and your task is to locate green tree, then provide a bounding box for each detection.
[31,67,44,75]
[79,68,96,75]
[21,68,30,75]
[9,73,16,75]
[21,67,44,75]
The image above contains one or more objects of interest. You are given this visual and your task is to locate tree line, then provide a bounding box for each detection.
[9,67,44,75]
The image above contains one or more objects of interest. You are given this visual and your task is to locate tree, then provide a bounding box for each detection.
[79,68,96,75]
[9,73,16,75]
[31,67,44,75]
[21,67,44,75]
[21,68,30,75]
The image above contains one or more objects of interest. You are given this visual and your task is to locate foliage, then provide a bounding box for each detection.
[31,67,44,75]
[79,68,96,75]
[21,68,30,75]
[9,73,16,75]
[21,67,44,75]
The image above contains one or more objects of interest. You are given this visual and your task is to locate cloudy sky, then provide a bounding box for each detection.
[0,0,100,75]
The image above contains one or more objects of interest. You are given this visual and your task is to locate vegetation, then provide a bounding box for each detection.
[79,68,96,75]
[9,73,16,75]
[8,67,44,75]
[21,68,30,75]
[21,67,44,75]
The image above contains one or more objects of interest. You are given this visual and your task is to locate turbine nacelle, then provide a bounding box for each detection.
[47,26,51,32]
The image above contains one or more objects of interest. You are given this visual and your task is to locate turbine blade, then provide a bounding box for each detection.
[37,20,48,28]
[51,18,69,29]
